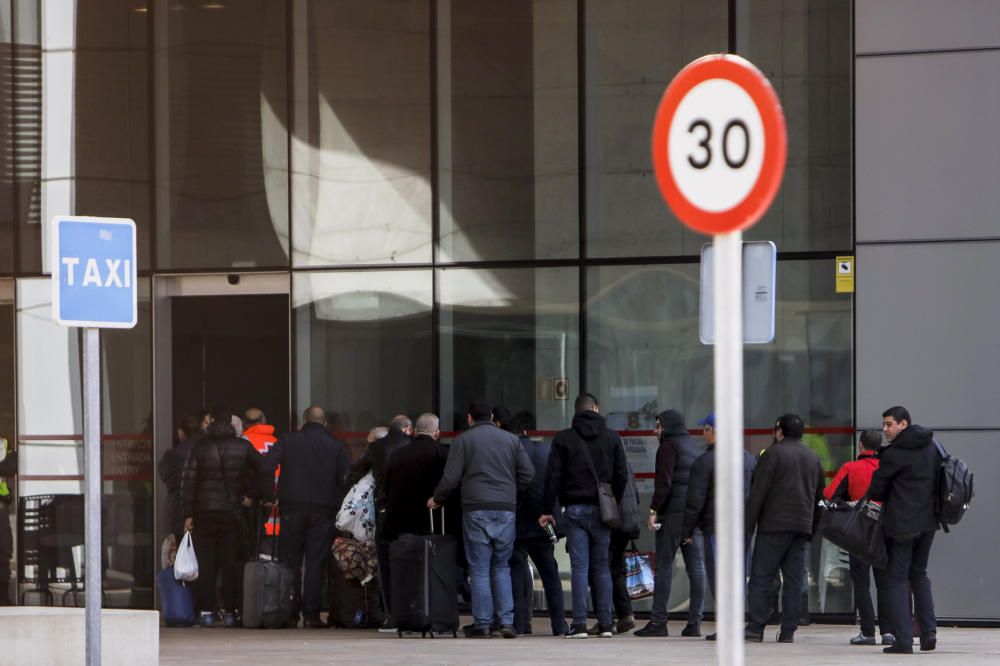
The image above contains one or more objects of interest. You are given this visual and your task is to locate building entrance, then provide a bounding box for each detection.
[152,274,290,580]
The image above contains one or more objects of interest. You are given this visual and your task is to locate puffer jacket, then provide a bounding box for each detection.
[682,444,757,538]
[182,425,261,518]
[651,410,703,533]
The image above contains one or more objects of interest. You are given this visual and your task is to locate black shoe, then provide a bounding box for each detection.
[586,622,601,636]
[705,632,717,641]
[597,624,614,638]
[616,615,636,634]
[377,618,398,634]
[565,623,589,639]
[920,634,937,652]
[634,621,669,637]
[302,617,329,629]
[850,633,876,645]
[776,631,794,643]
[522,625,533,636]
[744,629,764,643]
[881,633,895,646]
[466,626,492,638]
[883,644,913,654]
[491,625,517,639]
[681,623,701,637]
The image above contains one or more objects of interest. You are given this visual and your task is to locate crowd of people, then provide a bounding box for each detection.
[160,396,940,653]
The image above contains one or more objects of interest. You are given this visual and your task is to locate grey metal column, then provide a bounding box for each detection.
[83,327,101,666]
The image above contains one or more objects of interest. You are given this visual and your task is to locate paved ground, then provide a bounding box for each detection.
[160,621,1000,665]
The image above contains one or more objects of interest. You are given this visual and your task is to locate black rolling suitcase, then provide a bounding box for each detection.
[242,509,295,628]
[389,507,459,637]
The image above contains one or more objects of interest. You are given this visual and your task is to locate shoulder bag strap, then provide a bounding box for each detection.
[578,435,602,486]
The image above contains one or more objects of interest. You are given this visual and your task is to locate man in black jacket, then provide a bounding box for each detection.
[635,409,706,638]
[681,412,756,640]
[344,413,412,631]
[540,393,628,639]
[262,406,350,628]
[744,413,824,643]
[381,413,448,541]
[868,405,940,654]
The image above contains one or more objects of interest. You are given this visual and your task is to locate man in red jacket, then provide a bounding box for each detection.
[824,429,892,646]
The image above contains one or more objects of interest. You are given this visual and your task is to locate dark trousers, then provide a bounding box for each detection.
[193,510,241,613]
[704,532,752,603]
[0,503,12,605]
[374,510,392,619]
[850,553,888,637]
[279,511,334,619]
[747,531,807,635]
[885,532,936,648]
[589,530,633,620]
[511,538,568,635]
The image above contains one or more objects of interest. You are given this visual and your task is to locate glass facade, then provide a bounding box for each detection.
[1,1,854,615]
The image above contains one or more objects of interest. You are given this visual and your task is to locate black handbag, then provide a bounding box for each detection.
[818,498,887,570]
[579,437,622,530]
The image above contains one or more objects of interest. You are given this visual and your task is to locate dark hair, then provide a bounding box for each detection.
[574,393,599,413]
[468,400,493,422]
[859,429,882,451]
[881,406,911,425]
[207,406,236,438]
[491,405,514,431]
[775,413,804,438]
[177,414,203,440]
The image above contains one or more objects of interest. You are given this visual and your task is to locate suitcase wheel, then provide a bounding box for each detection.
[397,629,403,639]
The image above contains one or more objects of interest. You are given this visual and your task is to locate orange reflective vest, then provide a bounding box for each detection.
[244,424,280,536]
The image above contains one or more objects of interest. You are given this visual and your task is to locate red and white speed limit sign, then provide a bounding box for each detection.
[651,54,786,235]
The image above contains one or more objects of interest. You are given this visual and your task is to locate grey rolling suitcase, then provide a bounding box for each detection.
[242,510,295,628]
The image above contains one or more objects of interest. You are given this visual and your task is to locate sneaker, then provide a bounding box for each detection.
[633,621,669,637]
[377,620,398,634]
[881,633,895,646]
[744,629,763,642]
[522,625,533,636]
[565,623,589,639]
[303,616,330,629]
[776,630,794,643]
[681,623,701,637]
[597,624,614,638]
[705,632,717,641]
[850,633,876,645]
[883,644,913,654]
[586,622,601,636]
[920,634,937,652]
[616,615,636,634]
[222,613,238,628]
[198,611,215,628]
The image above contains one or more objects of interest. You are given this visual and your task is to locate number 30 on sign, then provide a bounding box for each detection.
[651,54,786,236]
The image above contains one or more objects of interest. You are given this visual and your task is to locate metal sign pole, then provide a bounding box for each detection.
[714,230,744,666]
[83,327,101,666]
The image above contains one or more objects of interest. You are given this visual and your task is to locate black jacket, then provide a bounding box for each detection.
[745,437,824,535]
[517,436,564,541]
[262,422,351,515]
[159,438,194,534]
[542,410,629,513]
[381,434,449,541]
[345,426,411,505]
[682,444,757,538]
[867,425,941,538]
[650,410,703,531]
[181,431,261,518]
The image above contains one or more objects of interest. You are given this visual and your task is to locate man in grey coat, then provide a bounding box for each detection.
[429,399,534,638]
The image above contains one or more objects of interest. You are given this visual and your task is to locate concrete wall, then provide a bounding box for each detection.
[855,0,1000,620]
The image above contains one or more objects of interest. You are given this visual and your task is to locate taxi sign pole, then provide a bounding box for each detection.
[83,327,101,666]
[713,230,744,665]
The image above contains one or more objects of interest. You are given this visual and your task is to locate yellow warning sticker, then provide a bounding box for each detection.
[836,256,854,293]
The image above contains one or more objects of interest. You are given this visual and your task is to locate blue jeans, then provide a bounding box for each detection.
[463,510,516,628]
[703,532,752,603]
[746,531,807,635]
[650,527,706,624]
[563,504,612,627]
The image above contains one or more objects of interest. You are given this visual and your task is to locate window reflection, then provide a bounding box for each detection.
[291,0,432,267]
[437,0,578,262]
[293,270,433,432]
[438,266,579,431]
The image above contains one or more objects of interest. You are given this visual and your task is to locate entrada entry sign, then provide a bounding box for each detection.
[52,216,137,328]
[651,54,785,666]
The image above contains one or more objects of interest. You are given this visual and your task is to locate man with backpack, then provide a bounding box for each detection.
[868,406,941,654]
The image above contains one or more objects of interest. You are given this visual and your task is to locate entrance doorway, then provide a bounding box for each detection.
[152,274,290,555]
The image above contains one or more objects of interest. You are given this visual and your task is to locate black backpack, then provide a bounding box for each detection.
[933,440,973,532]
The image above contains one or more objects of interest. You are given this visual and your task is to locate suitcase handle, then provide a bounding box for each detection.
[429,506,445,535]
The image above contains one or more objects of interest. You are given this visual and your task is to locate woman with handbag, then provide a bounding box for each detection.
[181,406,261,627]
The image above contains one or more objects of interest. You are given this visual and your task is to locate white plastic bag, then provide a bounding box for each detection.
[173,531,199,582]
[336,472,376,543]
